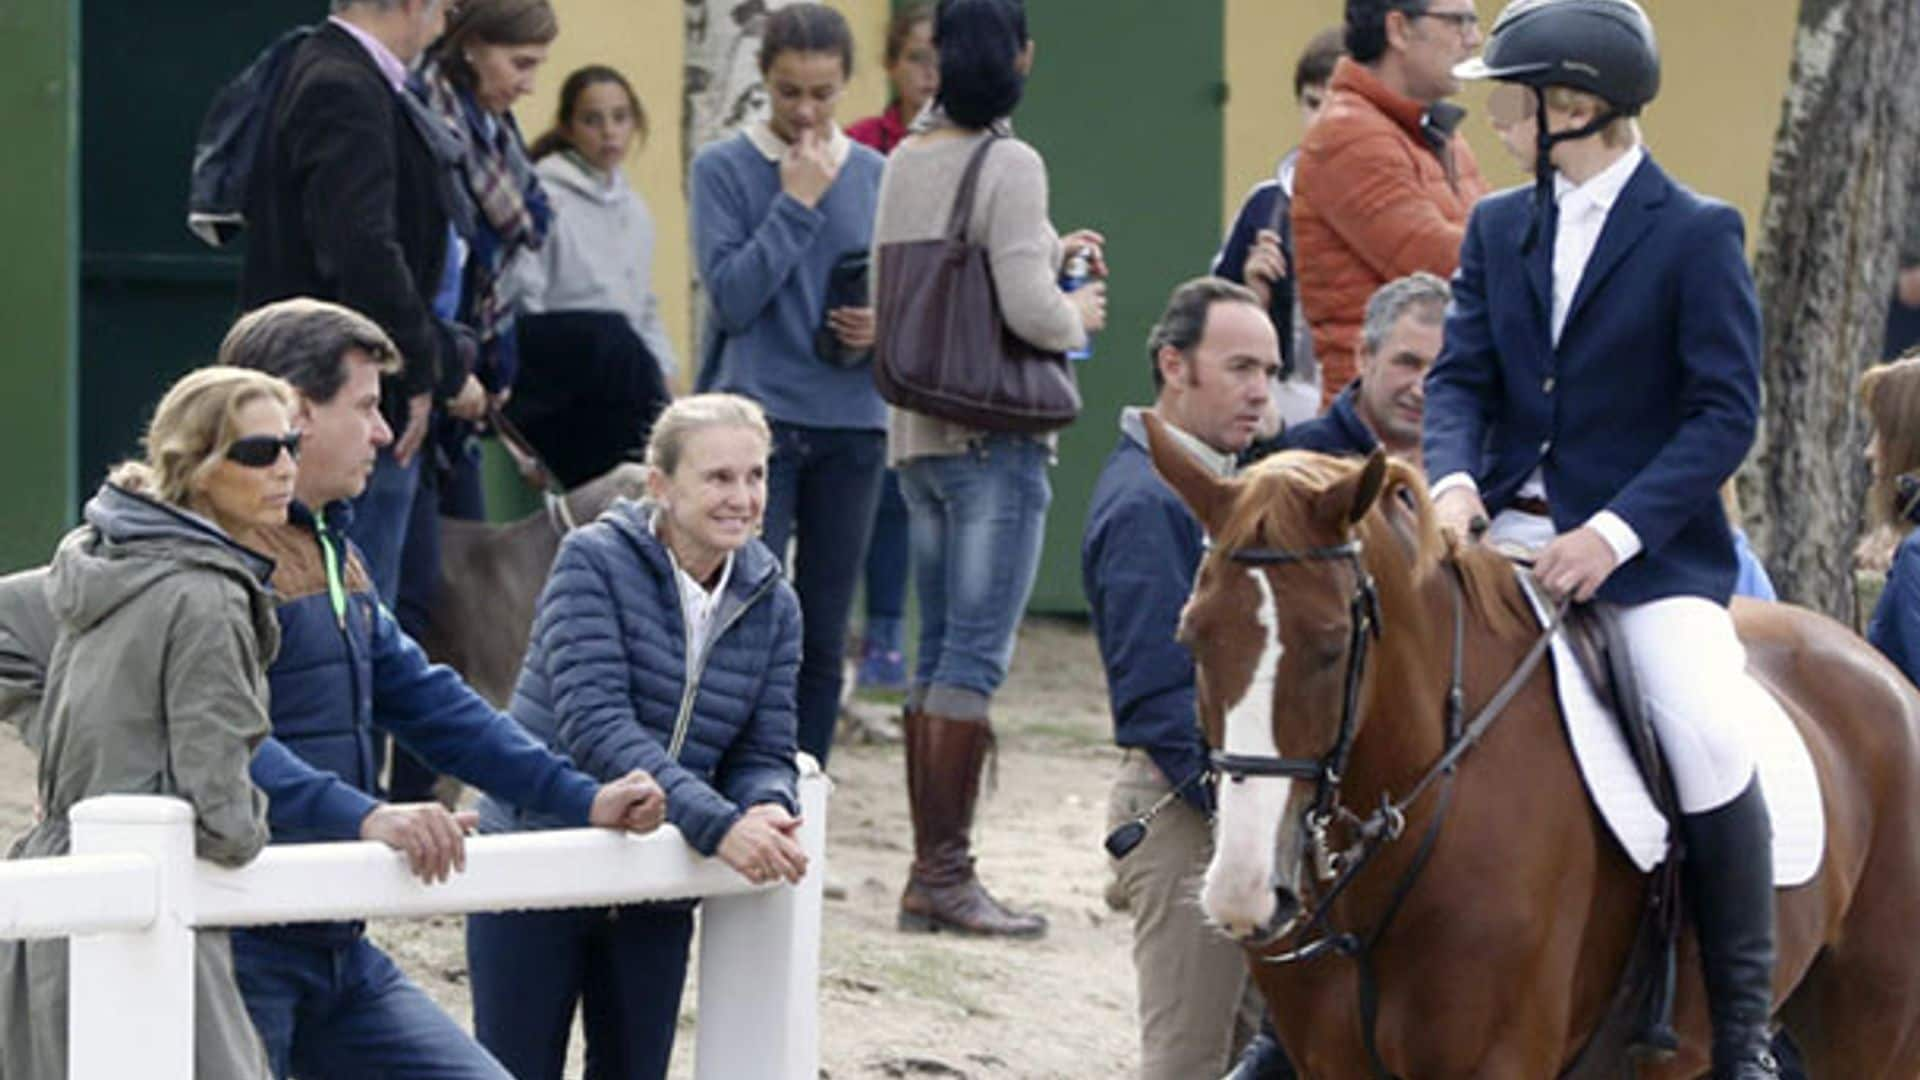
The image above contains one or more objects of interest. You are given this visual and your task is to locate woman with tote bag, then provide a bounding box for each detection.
[870,0,1106,940]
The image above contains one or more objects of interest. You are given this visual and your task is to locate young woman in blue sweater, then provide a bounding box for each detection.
[466,393,806,1080]
[689,3,887,768]
[1863,353,1920,685]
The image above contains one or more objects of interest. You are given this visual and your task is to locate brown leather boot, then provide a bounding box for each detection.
[898,710,1048,939]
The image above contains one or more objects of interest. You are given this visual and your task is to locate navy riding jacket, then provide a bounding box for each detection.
[1424,156,1762,605]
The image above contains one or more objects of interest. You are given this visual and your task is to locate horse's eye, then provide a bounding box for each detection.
[1304,632,1348,669]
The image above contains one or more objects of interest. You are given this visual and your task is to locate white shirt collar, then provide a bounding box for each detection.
[1121,407,1238,478]
[744,120,852,168]
[648,506,735,641]
[1553,144,1645,218]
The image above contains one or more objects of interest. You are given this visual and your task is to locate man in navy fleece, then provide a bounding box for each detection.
[1084,278,1293,1080]
[219,298,668,1079]
[1263,271,1448,466]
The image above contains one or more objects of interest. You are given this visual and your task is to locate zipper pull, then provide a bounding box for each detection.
[314,521,351,631]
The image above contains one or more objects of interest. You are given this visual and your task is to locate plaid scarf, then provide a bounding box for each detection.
[418,60,548,345]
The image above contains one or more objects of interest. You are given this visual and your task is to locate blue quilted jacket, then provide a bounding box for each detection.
[485,499,801,855]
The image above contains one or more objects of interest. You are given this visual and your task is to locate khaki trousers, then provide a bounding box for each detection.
[1107,752,1264,1080]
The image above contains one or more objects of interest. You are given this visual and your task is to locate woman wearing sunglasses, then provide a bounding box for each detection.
[0,366,299,1078]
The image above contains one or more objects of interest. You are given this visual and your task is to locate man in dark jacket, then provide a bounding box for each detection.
[1269,272,1447,465]
[214,298,666,1079]
[240,0,477,606]
[1083,278,1291,1080]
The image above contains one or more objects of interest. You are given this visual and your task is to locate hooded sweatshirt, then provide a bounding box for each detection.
[1,481,278,1079]
[511,150,680,379]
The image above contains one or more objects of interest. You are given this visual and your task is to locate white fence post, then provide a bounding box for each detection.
[693,769,830,1080]
[67,795,196,1080]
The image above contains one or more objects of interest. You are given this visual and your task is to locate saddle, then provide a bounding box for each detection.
[1554,602,1687,1073]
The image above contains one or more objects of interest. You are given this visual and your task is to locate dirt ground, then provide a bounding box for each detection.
[0,617,1147,1079]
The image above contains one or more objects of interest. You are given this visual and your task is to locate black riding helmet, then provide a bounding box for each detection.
[1456,0,1660,114]
[1453,0,1661,249]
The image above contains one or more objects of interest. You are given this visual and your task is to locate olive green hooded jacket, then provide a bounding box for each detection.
[0,481,279,1079]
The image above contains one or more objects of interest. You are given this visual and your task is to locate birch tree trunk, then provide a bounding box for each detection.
[682,0,799,370]
[1740,0,1920,625]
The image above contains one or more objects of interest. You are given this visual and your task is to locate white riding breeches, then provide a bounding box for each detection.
[1598,595,1778,814]
[1487,508,1773,813]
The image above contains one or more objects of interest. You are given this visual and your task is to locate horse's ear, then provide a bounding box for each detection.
[1316,449,1389,532]
[1143,412,1235,533]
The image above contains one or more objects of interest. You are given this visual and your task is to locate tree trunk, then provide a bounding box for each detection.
[682,0,797,370]
[1741,0,1920,625]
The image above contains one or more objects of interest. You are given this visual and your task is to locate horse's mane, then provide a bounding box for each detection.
[1219,451,1536,644]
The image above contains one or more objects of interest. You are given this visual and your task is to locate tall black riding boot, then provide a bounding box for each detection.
[1221,1016,1297,1080]
[1681,776,1780,1079]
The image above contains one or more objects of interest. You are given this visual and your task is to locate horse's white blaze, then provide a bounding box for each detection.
[1201,569,1294,938]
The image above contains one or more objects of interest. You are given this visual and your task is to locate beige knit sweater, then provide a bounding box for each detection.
[871,123,1087,465]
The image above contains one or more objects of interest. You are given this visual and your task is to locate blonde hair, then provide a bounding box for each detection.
[1861,351,1920,532]
[643,393,771,478]
[110,367,296,507]
[1544,85,1639,149]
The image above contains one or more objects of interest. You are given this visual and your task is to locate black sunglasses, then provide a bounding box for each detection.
[226,431,302,468]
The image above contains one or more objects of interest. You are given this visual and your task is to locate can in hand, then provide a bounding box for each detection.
[1061,248,1095,362]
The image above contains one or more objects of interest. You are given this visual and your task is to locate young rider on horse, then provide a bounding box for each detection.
[1424,2,1780,1076]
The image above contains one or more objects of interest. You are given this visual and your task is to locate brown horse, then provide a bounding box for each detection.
[1142,414,1920,1077]
[419,463,649,707]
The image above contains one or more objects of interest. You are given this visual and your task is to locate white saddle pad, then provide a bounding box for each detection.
[1516,578,1825,886]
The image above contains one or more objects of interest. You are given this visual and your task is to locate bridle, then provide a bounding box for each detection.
[1206,531,1566,1079]
[1211,538,1383,884]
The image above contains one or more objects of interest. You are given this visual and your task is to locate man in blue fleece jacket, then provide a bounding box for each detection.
[1083,278,1292,1080]
[220,298,667,1079]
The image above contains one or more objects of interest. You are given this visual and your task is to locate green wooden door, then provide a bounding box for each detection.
[77,4,312,501]
[0,0,77,570]
[1015,3,1224,612]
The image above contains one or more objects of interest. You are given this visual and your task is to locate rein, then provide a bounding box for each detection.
[1215,537,1567,1077]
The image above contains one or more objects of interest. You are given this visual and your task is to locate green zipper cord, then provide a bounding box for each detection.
[314,520,350,630]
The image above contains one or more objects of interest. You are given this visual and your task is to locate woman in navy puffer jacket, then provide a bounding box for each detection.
[466,393,808,1080]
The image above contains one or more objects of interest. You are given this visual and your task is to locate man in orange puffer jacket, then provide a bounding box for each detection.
[1294,0,1489,406]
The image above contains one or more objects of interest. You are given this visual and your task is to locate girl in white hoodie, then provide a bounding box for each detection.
[508,66,675,487]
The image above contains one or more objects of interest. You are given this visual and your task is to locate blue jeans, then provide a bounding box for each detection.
[347,448,421,607]
[898,436,1051,714]
[231,930,510,1080]
[466,904,695,1080]
[761,422,886,765]
[863,469,912,639]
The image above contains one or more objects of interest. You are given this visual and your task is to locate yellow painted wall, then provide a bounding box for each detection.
[528,0,1797,383]
[529,1,891,389]
[1223,0,1797,250]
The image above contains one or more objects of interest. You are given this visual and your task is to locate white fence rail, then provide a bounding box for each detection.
[0,770,830,1080]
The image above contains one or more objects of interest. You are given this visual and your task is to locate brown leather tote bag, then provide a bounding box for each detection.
[874,135,1081,434]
